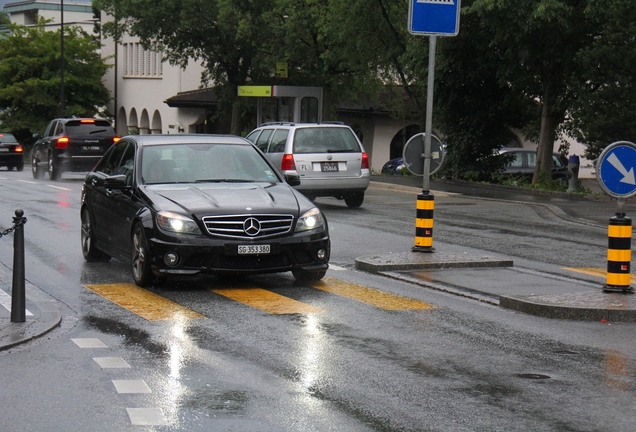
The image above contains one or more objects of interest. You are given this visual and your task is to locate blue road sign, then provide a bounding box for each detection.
[408,0,461,36]
[597,141,636,198]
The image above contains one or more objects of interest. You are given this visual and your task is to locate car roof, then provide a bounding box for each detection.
[124,134,252,147]
[256,122,348,129]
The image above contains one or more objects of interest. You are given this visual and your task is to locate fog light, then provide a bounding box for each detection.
[316,248,327,260]
[164,252,179,267]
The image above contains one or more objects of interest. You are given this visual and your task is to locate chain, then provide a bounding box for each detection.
[0,217,27,240]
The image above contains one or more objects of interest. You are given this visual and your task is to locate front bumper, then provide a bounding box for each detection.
[147,230,330,277]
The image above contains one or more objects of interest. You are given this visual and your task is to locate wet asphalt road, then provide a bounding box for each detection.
[0,169,634,431]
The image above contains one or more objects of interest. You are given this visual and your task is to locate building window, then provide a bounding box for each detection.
[122,42,163,78]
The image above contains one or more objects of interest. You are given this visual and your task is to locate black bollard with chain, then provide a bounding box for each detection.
[11,209,26,323]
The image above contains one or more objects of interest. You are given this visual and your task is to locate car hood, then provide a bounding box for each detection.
[142,182,303,217]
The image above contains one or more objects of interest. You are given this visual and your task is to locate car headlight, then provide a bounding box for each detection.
[156,211,200,234]
[295,207,325,232]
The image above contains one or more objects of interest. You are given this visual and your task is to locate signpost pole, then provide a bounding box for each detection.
[422,35,436,194]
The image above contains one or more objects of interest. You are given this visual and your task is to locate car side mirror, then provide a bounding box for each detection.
[285,173,301,186]
[103,174,129,189]
[32,133,41,139]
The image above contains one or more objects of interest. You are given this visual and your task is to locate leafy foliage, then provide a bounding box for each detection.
[0,20,110,142]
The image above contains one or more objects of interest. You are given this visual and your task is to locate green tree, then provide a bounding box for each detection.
[569,0,636,160]
[0,20,110,139]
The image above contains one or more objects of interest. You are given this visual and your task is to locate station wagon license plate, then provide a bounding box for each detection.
[238,245,270,255]
[321,162,339,172]
[82,145,101,151]
[0,148,8,152]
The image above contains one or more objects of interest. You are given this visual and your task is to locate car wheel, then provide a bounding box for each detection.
[80,207,110,262]
[16,161,24,171]
[48,153,61,180]
[131,223,153,287]
[344,192,364,208]
[292,268,327,282]
[32,153,44,179]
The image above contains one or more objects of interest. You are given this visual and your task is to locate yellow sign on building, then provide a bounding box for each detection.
[237,86,273,97]
[276,62,288,79]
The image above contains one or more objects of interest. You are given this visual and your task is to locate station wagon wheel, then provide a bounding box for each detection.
[48,153,61,180]
[81,207,110,262]
[292,268,327,282]
[344,192,364,208]
[131,223,153,287]
[31,153,43,179]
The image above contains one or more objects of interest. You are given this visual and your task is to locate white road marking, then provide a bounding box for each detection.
[72,338,108,348]
[93,357,131,368]
[0,288,33,316]
[46,184,72,191]
[126,408,168,426]
[113,380,152,394]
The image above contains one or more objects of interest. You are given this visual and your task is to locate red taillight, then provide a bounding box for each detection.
[15,145,24,153]
[56,136,69,149]
[80,119,95,124]
[361,152,369,169]
[281,153,296,171]
[113,136,121,143]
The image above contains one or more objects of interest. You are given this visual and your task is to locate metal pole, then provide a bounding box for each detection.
[422,35,436,193]
[11,210,26,323]
[59,0,65,117]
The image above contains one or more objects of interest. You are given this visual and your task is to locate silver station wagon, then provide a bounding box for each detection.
[246,122,370,208]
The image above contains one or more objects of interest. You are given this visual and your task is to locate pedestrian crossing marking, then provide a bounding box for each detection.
[310,277,436,311]
[83,283,205,321]
[211,287,323,314]
[564,267,636,283]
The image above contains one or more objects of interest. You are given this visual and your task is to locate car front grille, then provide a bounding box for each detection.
[202,214,294,239]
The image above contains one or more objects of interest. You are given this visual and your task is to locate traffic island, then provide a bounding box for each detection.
[355,251,513,273]
[500,291,636,322]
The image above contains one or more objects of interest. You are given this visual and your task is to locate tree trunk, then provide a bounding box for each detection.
[230,95,241,136]
[533,93,557,184]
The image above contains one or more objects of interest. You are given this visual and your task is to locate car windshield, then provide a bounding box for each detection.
[0,133,18,143]
[292,127,360,154]
[141,143,281,185]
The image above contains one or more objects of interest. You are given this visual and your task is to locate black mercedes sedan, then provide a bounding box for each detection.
[80,134,330,287]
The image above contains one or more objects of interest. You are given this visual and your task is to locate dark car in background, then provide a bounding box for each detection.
[80,134,330,287]
[499,148,569,180]
[381,157,406,175]
[31,118,119,180]
[0,133,25,171]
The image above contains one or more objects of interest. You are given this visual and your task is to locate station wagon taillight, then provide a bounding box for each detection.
[361,152,369,169]
[113,136,121,143]
[56,136,70,149]
[281,153,296,171]
[15,145,23,153]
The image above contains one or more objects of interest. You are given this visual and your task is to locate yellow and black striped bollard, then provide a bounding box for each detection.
[604,213,634,293]
[413,193,434,252]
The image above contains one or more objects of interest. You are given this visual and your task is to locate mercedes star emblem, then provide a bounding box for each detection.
[243,217,261,236]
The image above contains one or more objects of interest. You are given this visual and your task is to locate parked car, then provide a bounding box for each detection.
[80,134,330,287]
[498,148,569,180]
[0,133,24,171]
[245,122,370,208]
[31,118,119,180]
[381,157,406,175]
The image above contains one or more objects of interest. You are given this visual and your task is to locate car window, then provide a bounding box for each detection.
[116,143,136,186]
[96,141,130,175]
[0,133,17,143]
[142,143,280,184]
[508,151,524,168]
[553,155,565,168]
[64,121,114,136]
[293,127,360,153]
[269,129,288,153]
[254,129,273,152]
[526,152,536,168]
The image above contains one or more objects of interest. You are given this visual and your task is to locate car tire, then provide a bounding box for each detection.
[16,160,24,171]
[48,153,61,180]
[292,268,327,282]
[32,153,44,179]
[131,223,153,287]
[344,192,364,208]
[80,207,110,262]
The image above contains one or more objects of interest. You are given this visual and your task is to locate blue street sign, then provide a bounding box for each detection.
[597,141,636,198]
[408,0,461,36]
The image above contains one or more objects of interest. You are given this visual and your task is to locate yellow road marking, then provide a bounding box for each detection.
[211,287,323,314]
[310,277,436,311]
[84,283,205,321]
[564,267,636,283]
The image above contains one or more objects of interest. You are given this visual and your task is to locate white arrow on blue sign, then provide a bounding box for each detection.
[596,141,636,198]
[408,0,461,36]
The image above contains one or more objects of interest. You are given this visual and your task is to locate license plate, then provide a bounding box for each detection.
[238,245,270,254]
[321,162,339,172]
[82,145,101,151]
[0,148,8,152]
